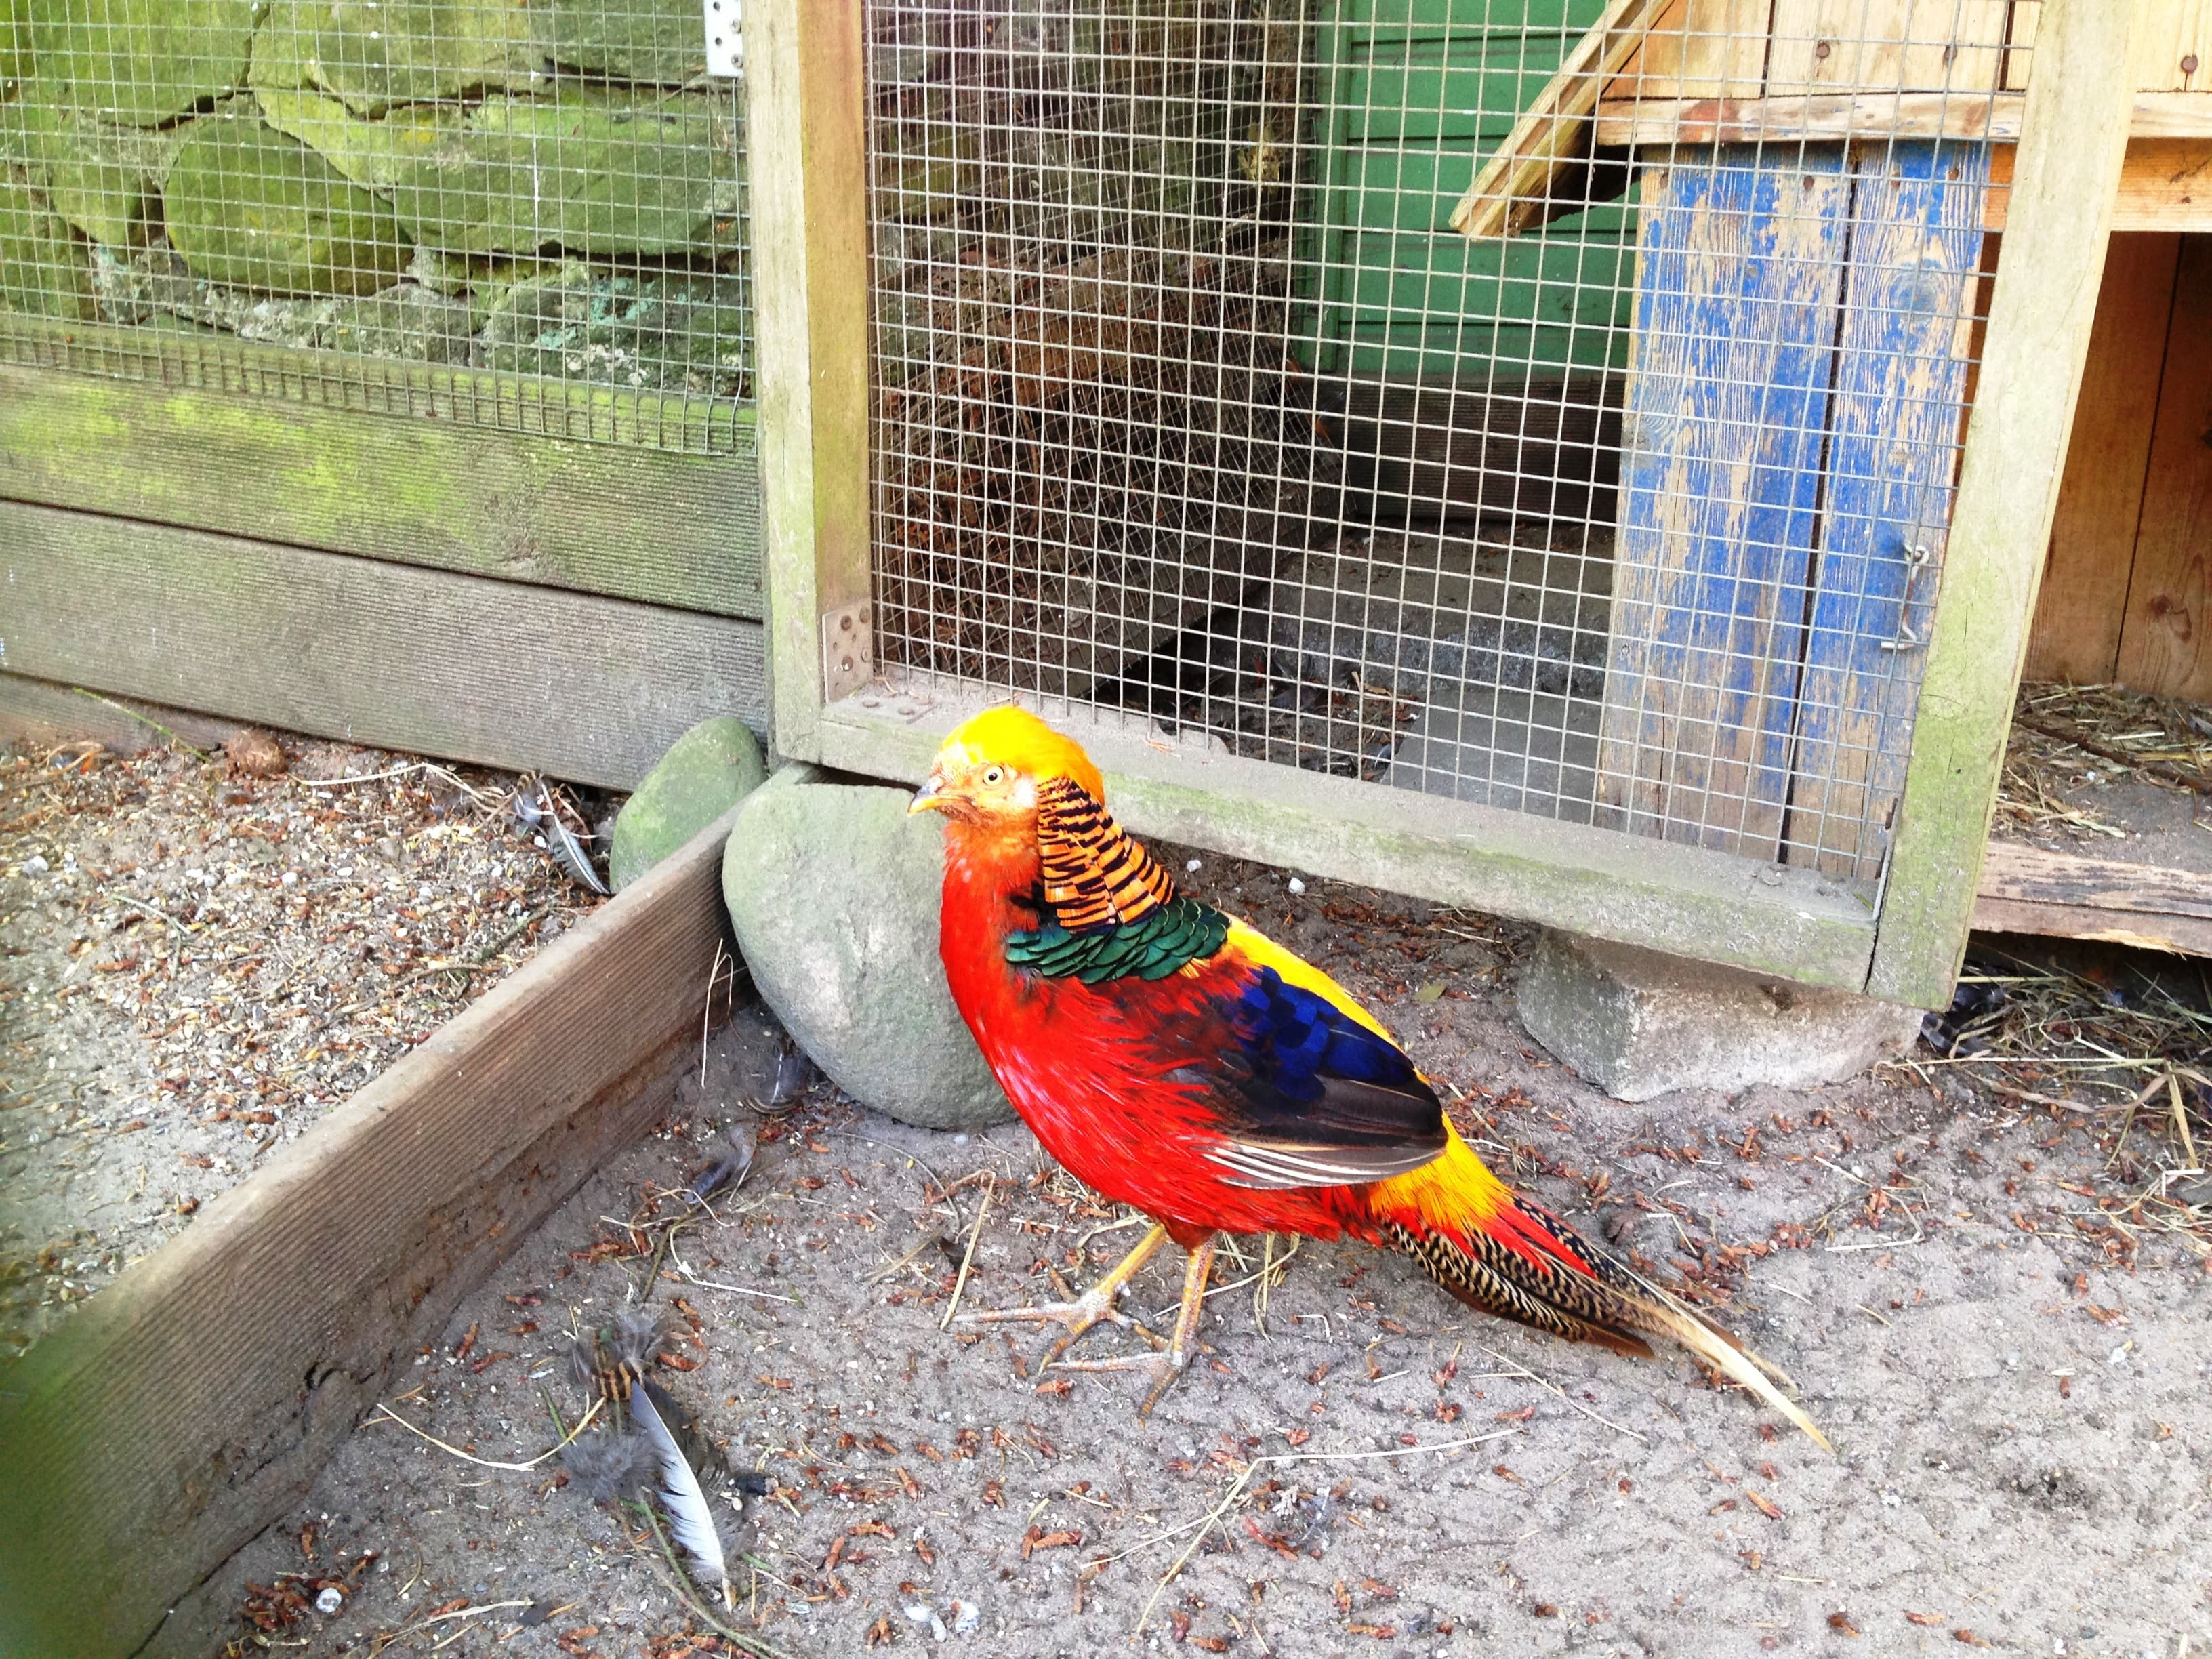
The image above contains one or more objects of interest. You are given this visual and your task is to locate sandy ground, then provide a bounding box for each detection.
[200,854,2211,1659]
[0,736,609,1353]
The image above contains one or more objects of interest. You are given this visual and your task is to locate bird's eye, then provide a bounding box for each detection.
[981,765,1006,787]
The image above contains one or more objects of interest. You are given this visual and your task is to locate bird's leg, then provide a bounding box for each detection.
[1054,1234,1216,1419]
[954,1222,1170,1365]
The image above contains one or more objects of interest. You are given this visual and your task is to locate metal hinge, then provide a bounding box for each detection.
[703,0,741,77]
[821,602,873,704]
[1879,543,1933,654]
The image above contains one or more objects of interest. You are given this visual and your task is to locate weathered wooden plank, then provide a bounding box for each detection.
[0,364,762,619]
[1595,150,1852,858]
[816,693,1881,991]
[1766,0,2013,95]
[2114,234,2212,700]
[1784,140,1990,878]
[1974,840,2212,954]
[1593,89,2212,144]
[0,803,742,1659]
[751,0,872,759]
[0,501,765,789]
[2022,234,2179,682]
[1450,0,1671,242]
[1611,0,1774,101]
[1984,140,2212,230]
[1866,0,2142,1008]
[2010,0,2212,93]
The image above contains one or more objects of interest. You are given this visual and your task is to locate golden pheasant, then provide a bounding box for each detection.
[911,705,1825,1446]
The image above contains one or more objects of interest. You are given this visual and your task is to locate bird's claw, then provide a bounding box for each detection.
[1052,1345,1194,1419]
[953,1281,1131,1367]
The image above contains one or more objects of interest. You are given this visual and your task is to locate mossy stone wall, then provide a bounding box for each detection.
[0,0,748,399]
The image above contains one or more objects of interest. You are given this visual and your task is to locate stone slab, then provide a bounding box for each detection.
[1517,928,1922,1103]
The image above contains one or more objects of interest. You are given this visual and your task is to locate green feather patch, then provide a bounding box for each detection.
[1005,895,1230,984]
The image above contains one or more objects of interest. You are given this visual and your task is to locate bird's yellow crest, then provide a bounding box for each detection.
[931,707,1107,805]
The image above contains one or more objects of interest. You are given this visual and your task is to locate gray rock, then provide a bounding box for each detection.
[1,165,95,319]
[478,260,749,393]
[1517,929,1924,1103]
[163,111,409,296]
[722,769,1013,1132]
[611,716,766,893]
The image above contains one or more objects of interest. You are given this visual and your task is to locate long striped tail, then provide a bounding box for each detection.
[1380,1196,1831,1452]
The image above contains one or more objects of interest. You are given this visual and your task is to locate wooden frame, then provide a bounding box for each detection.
[0,805,743,1659]
[758,0,2140,1008]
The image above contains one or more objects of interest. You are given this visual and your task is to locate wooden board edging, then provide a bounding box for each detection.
[1973,839,2212,955]
[0,502,766,790]
[0,803,745,1659]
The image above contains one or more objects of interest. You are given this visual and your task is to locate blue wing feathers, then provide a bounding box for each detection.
[1217,968,1443,1149]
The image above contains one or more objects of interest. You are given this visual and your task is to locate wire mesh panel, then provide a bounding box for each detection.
[0,0,749,451]
[865,0,2026,892]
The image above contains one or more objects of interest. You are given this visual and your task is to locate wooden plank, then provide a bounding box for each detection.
[2022,234,2180,682]
[1974,840,2212,954]
[0,803,742,1659]
[1612,0,1774,101]
[1866,0,2143,1008]
[1767,0,2013,95]
[1984,140,2212,230]
[751,0,872,760]
[1593,89,2212,143]
[1595,150,1853,859]
[2115,234,2212,699]
[0,501,765,790]
[815,693,1881,991]
[1449,0,1672,242]
[0,364,762,619]
[2010,0,2212,92]
[1785,140,1990,878]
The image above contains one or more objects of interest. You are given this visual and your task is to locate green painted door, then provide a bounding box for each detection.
[1296,0,1634,382]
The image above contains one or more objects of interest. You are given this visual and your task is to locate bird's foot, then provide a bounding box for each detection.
[1052,1343,1197,1419]
[954,1277,1137,1366]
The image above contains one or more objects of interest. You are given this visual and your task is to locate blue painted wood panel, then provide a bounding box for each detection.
[1784,140,1990,878]
[1595,149,1853,856]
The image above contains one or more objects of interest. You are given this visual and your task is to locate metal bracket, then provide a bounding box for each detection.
[1878,542,1933,654]
[703,0,742,77]
[821,601,873,704]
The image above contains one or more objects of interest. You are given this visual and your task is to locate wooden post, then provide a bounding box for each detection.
[750,0,872,762]
[1865,0,2146,1008]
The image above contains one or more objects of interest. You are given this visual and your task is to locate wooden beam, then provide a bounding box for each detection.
[1866,0,2145,1010]
[1450,0,1671,242]
[2023,234,2180,683]
[1974,840,2212,954]
[0,364,762,620]
[0,501,765,789]
[814,695,1881,993]
[1592,89,2212,144]
[2114,234,2212,699]
[750,0,872,758]
[1611,0,1773,102]
[0,804,742,1659]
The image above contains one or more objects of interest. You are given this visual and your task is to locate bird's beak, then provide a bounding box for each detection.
[909,776,953,816]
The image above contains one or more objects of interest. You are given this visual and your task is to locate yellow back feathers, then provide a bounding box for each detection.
[936,707,1107,805]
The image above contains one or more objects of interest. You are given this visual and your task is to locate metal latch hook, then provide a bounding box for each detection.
[1879,542,1933,654]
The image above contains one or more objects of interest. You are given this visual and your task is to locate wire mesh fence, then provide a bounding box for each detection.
[1,0,750,451]
[865,0,2024,887]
